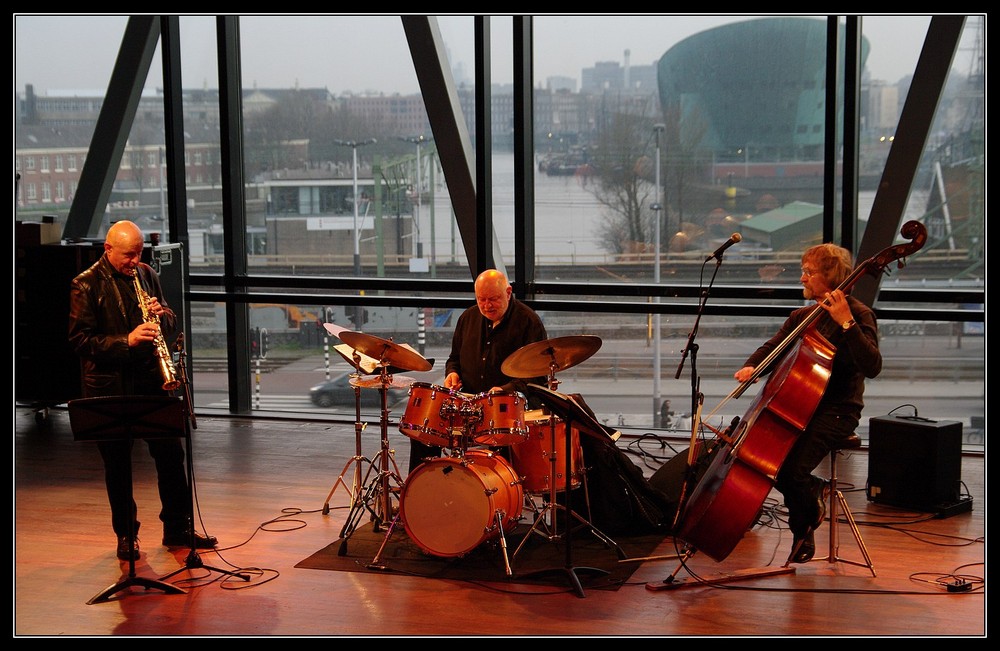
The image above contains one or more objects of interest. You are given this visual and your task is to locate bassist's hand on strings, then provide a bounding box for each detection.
[818,288,854,327]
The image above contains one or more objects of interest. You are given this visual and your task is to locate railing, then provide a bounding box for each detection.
[191,349,982,384]
[187,247,979,272]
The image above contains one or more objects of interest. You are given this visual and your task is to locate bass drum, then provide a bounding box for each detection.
[400,450,523,557]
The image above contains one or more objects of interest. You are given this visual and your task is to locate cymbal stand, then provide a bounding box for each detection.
[338,366,404,557]
[322,351,369,515]
[372,370,404,531]
[516,368,602,543]
[514,365,562,548]
[513,368,621,598]
[514,408,610,597]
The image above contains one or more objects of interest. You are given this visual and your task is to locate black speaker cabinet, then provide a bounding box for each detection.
[867,415,968,515]
[15,241,104,406]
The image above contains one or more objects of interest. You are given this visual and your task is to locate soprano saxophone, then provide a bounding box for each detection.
[132,269,181,391]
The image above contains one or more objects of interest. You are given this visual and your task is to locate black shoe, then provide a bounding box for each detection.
[117,535,140,561]
[162,530,218,549]
[791,530,815,564]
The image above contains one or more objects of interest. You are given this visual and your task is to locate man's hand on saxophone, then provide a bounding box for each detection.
[144,295,166,317]
[128,321,162,347]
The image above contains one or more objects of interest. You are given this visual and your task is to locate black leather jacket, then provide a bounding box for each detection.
[68,255,176,397]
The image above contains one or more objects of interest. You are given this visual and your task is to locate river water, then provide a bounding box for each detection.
[424,151,920,266]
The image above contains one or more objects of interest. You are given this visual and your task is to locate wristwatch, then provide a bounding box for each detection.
[841,318,856,331]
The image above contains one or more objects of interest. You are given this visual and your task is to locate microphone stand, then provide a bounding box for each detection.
[670,254,726,530]
[160,333,251,584]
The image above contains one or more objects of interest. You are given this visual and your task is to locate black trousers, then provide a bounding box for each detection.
[97,436,192,538]
[774,412,858,537]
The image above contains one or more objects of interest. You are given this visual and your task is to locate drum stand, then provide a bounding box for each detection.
[337,368,404,557]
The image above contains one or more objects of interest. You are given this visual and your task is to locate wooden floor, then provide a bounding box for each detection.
[14,405,985,638]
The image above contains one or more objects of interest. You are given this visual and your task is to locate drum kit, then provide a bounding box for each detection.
[322,324,620,578]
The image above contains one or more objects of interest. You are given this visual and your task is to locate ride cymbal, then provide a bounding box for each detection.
[338,330,433,372]
[501,335,602,378]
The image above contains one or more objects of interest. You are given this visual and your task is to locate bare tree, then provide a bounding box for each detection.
[585,101,657,256]
[660,102,711,248]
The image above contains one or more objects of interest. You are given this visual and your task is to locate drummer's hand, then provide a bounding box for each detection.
[444,372,462,391]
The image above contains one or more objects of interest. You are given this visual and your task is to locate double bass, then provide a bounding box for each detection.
[676,221,927,562]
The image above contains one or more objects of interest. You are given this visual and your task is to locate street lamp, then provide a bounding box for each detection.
[652,123,665,428]
[399,135,431,260]
[334,138,377,276]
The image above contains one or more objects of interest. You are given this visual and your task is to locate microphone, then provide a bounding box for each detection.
[706,232,742,261]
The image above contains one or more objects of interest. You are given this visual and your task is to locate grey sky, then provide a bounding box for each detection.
[14,15,973,97]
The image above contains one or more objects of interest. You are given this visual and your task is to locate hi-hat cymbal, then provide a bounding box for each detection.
[501,335,603,378]
[349,374,417,390]
[338,330,433,372]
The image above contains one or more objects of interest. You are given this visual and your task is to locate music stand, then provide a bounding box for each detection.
[519,384,624,598]
[69,396,188,604]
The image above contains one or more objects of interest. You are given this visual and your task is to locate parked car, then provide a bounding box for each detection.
[309,373,409,409]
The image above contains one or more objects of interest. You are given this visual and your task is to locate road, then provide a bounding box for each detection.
[189,333,984,448]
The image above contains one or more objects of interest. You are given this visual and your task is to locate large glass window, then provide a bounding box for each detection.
[14,15,983,451]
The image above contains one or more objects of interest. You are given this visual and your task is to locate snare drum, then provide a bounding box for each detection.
[400,450,523,557]
[470,391,528,447]
[510,411,585,494]
[398,383,469,448]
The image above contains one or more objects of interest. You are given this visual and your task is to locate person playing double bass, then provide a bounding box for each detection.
[734,243,882,563]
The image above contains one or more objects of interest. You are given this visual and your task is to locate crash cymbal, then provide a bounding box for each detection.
[349,374,417,390]
[501,335,602,378]
[338,330,433,372]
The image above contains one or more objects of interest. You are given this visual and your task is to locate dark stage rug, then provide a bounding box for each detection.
[295,521,670,591]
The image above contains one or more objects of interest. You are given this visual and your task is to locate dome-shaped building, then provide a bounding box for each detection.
[657,17,870,163]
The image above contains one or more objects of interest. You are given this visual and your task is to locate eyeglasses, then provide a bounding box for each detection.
[801,268,819,278]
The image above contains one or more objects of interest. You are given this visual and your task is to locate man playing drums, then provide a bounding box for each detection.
[407,268,547,473]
